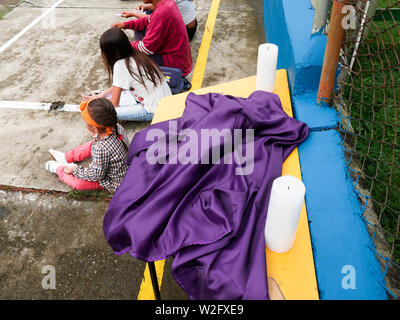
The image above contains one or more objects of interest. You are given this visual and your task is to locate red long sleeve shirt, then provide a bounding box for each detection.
[124,0,193,76]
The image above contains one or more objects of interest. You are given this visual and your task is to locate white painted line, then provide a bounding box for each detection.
[0,0,65,54]
[0,101,80,112]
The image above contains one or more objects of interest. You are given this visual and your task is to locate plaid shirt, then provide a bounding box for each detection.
[73,133,128,193]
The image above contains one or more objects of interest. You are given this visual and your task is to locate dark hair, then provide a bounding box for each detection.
[88,98,128,150]
[99,28,164,89]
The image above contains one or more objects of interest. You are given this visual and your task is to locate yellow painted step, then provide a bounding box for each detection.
[147,69,319,300]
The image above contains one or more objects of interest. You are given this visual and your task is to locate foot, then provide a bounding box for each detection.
[48,149,70,164]
[45,160,64,174]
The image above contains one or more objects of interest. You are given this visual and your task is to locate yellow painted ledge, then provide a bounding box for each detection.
[151,69,319,300]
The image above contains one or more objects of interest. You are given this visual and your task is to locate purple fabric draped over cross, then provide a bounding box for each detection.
[103,91,310,300]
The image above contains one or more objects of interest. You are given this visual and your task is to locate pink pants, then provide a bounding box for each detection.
[56,140,104,191]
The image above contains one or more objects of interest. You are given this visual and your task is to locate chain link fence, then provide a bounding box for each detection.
[332,0,400,299]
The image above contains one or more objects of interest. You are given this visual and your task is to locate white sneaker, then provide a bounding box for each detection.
[45,160,63,174]
[48,149,69,164]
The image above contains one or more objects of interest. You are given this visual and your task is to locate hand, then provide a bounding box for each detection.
[64,166,74,175]
[121,11,147,19]
[81,90,103,101]
[111,22,125,29]
[81,94,95,102]
[121,11,134,18]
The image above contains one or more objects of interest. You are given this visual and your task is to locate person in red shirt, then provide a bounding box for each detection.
[112,0,193,77]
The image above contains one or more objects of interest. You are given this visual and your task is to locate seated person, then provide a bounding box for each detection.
[122,0,198,41]
[45,98,129,193]
[83,28,172,122]
[112,0,193,77]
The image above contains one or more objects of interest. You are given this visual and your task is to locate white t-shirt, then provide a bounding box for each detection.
[117,123,131,147]
[175,0,196,25]
[112,58,172,114]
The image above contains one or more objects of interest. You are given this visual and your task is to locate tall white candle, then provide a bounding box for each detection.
[265,175,306,253]
[256,43,279,93]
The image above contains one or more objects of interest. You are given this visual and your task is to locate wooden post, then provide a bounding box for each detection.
[317,0,352,104]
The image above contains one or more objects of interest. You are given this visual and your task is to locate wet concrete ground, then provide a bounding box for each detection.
[0,0,265,299]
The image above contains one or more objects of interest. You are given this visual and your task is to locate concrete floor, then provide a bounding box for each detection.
[0,0,18,16]
[0,0,265,299]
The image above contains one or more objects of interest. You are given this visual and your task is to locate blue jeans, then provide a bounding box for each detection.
[116,104,154,122]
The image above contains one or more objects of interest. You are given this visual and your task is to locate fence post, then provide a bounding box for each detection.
[317,0,352,104]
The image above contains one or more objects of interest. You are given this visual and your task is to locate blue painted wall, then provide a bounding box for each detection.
[263,0,326,95]
[299,130,387,299]
[262,0,388,299]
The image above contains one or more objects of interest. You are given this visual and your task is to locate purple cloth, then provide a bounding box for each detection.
[103,91,309,300]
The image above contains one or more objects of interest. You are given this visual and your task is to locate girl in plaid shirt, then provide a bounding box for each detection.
[45,98,129,193]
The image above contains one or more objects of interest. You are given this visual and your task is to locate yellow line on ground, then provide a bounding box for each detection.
[137,260,165,300]
[137,0,221,300]
[190,0,221,91]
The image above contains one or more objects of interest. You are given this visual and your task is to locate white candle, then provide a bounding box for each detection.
[265,175,306,253]
[256,43,279,93]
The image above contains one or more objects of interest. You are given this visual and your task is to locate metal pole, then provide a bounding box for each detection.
[317,0,352,104]
[349,1,377,72]
[148,261,161,300]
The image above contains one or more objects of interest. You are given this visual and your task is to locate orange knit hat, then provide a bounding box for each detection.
[80,101,113,136]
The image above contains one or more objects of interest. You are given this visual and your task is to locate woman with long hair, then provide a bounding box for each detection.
[83,28,171,121]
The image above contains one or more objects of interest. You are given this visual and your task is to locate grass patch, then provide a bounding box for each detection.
[67,190,113,201]
[0,8,12,19]
[0,0,20,19]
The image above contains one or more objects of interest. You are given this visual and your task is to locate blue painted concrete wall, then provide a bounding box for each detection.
[263,0,388,299]
[299,130,387,299]
[263,0,326,95]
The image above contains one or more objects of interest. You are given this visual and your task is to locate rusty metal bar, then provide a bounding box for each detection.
[317,0,353,104]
